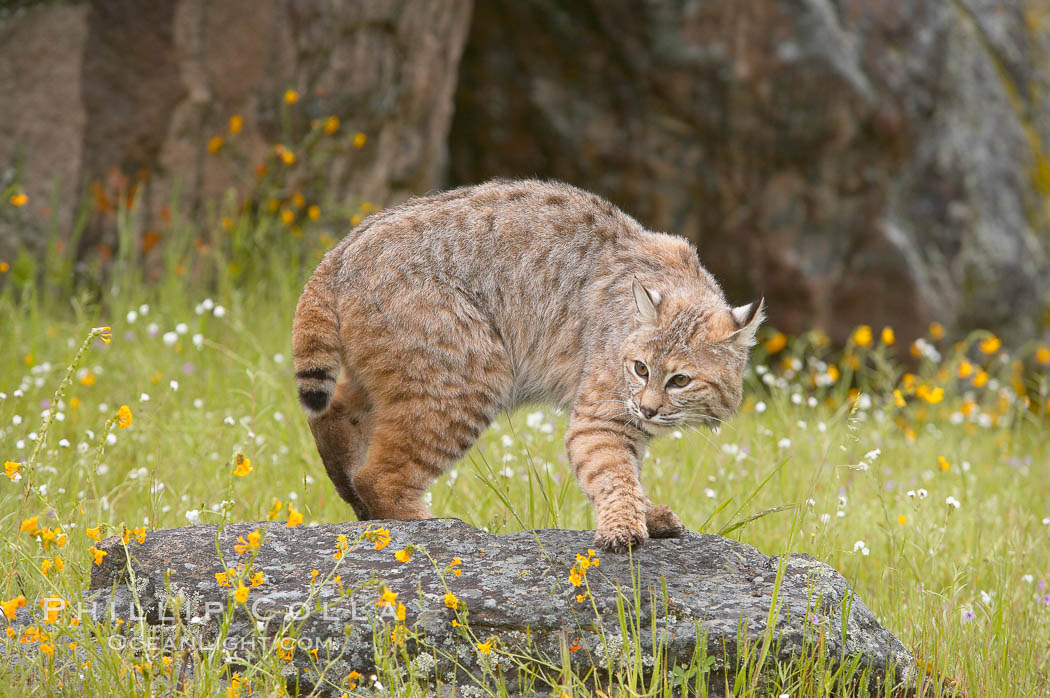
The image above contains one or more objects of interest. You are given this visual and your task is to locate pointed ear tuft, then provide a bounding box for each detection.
[730,298,765,347]
[632,278,661,325]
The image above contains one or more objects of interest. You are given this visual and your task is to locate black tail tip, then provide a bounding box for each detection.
[298,388,332,415]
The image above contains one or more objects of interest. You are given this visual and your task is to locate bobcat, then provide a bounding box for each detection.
[293,179,763,552]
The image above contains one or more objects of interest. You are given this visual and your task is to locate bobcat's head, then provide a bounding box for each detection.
[620,279,763,435]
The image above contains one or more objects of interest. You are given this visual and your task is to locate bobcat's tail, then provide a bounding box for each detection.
[292,275,342,418]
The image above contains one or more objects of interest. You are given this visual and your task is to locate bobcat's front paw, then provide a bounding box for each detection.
[646,505,686,538]
[594,518,649,553]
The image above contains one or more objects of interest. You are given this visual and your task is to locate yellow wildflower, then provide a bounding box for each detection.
[39,642,54,655]
[1035,345,1050,366]
[852,325,873,348]
[41,598,63,624]
[979,334,1001,354]
[88,546,107,565]
[365,526,391,550]
[5,460,20,481]
[207,136,224,154]
[450,556,462,576]
[764,332,787,354]
[232,453,252,477]
[2,595,26,619]
[280,208,295,225]
[929,322,945,339]
[334,533,349,560]
[352,132,366,148]
[308,204,321,221]
[350,213,362,226]
[957,359,974,378]
[444,592,459,610]
[287,504,303,527]
[10,193,28,207]
[938,456,950,471]
[396,602,407,621]
[215,570,230,587]
[394,547,413,563]
[250,571,265,587]
[378,588,398,607]
[229,114,243,134]
[20,517,39,537]
[234,583,249,603]
[79,372,96,386]
[476,640,492,654]
[0,262,8,273]
[115,405,132,429]
[915,384,944,404]
[893,390,906,408]
[880,326,895,345]
[291,192,306,209]
[973,370,989,388]
[235,529,262,555]
[86,525,102,542]
[221,216,234,231]
[324,116,340,134]
[268,499,283,520]
[284,89,299,104]
[826,365,840,383]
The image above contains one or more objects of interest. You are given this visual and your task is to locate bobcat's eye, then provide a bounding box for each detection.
[668,374,691,388]
[633,361,649,378]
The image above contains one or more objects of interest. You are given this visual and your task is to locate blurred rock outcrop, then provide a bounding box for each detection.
[3,0,1049,341]
[450,0,1050,342]
[0,0,472,255]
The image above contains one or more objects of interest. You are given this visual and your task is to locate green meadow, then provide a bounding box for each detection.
[1,121,1049,696]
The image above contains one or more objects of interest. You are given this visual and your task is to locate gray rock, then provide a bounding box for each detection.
[83,518,914,696]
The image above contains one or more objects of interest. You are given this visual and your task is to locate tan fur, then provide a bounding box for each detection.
[292,179,763,552]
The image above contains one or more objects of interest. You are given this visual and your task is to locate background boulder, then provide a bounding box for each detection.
[2,0,1049,341]
[450,0,1050,342]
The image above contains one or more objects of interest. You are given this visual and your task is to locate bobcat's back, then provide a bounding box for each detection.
[296,179,720,411]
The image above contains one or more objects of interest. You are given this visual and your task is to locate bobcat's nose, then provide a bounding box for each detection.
[640,405,658,419]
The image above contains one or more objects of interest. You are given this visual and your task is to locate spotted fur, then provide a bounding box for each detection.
[292,179,763,551]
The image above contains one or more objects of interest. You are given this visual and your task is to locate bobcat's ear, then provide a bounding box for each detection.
[632,278,661,325]
[729,298,765,347]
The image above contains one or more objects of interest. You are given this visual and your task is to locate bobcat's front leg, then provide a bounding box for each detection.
[566,409,650,553]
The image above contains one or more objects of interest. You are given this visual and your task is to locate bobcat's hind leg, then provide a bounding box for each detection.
[351,393,501,520]
[308,374,374,520]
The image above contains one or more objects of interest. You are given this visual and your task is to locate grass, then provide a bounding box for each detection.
[2,101,1049,695]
